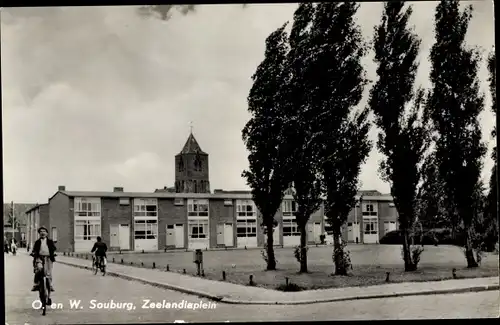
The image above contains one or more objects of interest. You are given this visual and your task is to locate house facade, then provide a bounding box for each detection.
[26,133,399,253]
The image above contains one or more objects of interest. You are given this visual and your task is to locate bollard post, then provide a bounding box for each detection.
[167,264,170,271]
[153,262,156,269]
[452,268,457,279]
[63,252,66,256]
[249,274,254,286]
[225,246,227,250]
[119,250,122,254]
[385,272,390,283]
[142,249,144,254]
[86,255,88,260]
[121,259,124,264]
[141,262,144,267]
[222,271,226,281]
[316,243,318,247]
[201,269,205,277]
[285,277,289,286]
[164,248,167,253]
[113,257,115,263]
[130,261,133,265]
[183,268,186,274]
[244,246,247,250]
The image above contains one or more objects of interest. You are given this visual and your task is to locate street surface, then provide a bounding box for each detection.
[5,254,499,324]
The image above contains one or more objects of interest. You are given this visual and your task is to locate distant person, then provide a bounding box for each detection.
[11,239,17,255]
[91,236,108,266]
[4,236,9,254]
[31,226,57,292]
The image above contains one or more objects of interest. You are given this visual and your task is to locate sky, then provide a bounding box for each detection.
[1,2,496,203]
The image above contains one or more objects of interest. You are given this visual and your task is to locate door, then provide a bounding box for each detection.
[174,224,184,248]
[110,224,119,247]
[347,222,354,241]
[118,224,130,250]
[363,218,378,244]
[307,223,314,242]
[273,225,280,246]
[217,224,225,245]
[224,223,233,247]
[353,222,360,243]
[166,225,175,246]
[313,223,321,242]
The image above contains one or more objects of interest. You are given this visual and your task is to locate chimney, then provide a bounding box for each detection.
[113,187,124,192]
[58,185,66,191]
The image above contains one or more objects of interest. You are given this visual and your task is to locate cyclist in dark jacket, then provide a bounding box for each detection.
[91,236,108,265]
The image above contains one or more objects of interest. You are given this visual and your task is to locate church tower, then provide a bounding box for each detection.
[175,132,210,193]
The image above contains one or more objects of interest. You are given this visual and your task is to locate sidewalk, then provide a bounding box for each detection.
[55,254,499,305]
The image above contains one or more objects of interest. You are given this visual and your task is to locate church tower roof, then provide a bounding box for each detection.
[179,133,207,155]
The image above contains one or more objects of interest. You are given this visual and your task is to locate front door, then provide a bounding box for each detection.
[118,224,130,250]
[224,223,233,247]
[110,224,119,247]
[314,222,321,242]
[217,224,225,245]
[166,225,175,246]
[363,218,378,244]
[174,224,184,248]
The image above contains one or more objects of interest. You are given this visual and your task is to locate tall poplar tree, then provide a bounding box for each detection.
[308,2,371,276]
[242,24,292,270]
[369,2,429,271]
[426,1,486,267]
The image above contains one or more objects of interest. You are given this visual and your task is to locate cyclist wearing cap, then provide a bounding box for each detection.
[91,236,108,266]
[31,226,57,292]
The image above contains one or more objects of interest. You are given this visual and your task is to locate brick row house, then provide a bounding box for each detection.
[25,133,399,253]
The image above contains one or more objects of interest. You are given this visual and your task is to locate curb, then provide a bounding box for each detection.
[57,260,225,302]
[58,260,499,306]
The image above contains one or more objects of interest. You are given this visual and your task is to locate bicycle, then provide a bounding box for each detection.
[35,257,52,316]
[92,255,106,276]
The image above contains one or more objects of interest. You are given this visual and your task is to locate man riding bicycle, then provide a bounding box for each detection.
[31,226,57,292]
[91,236,108,268]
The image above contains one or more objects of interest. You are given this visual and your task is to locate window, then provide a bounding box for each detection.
[364,219,378,234]
[194,154,202,172]
[51,227,58,241]
[236,200,256,218]
[178,157,185,172]
[188,199,209,217]
[188,219,208,239]
[237,219,257,237]
[74,197,101,217]
[282,200,298,216]
[283,217,300,236]
[134,198,158,217]
[362,203,377,216]
[75,220,101,241]
[384,221,396,234]
[134,219,158,240]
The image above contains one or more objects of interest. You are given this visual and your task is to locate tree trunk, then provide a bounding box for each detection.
[464,228,479,268]
[402,229,417,272]
[333,231,347,275]
[299,223,308,273]
[266,221,276,270]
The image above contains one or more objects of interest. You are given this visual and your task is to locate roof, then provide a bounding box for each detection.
[51,190,393,202]
[178,133,207,155]
[24,203,49,214]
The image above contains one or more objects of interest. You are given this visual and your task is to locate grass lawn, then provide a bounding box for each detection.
[72,245,498,291]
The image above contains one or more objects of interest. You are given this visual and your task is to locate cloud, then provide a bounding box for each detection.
[1,2,495,202]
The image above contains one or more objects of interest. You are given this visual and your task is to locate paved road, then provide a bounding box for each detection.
[5,254,499,324]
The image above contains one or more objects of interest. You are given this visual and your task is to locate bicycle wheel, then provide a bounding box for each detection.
[39,275,47,316]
